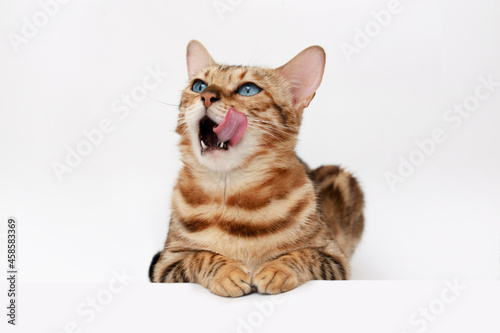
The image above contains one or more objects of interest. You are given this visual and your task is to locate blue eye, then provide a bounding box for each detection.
[192,80,207,93]
[238,83,261,96]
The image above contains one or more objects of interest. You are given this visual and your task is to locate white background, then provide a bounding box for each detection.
[0,0,499,331]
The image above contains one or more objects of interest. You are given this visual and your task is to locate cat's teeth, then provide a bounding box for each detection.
[201,140,207,149]
[219,142,224,148]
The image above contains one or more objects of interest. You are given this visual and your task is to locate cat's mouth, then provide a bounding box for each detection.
[199,116,229,153]
[198,108,248,154]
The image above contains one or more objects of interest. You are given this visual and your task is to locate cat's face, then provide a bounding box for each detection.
[177,41,325,172]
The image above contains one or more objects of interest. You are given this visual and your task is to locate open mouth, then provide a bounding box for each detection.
[199,116,229,153]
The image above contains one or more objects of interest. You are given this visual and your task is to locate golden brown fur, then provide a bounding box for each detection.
[149,41,364,296]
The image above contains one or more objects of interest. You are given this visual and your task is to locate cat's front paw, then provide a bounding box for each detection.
[252,262,300,294]
[208,261,252,297]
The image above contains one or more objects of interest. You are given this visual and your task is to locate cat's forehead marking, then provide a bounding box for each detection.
[238,69,248,80]
[203,68,212,79]
[199,65,250,90]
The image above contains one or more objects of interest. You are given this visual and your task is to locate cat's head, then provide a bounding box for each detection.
[177,40,325,172]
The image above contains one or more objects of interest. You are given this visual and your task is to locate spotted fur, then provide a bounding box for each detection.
[150,41,364,296]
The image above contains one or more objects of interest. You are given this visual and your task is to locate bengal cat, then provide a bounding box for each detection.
[149,40,364,297]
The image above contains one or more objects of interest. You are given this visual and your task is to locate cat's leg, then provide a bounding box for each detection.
[252,247,349,294]
[151,250,252,297]
[308,165,365,257]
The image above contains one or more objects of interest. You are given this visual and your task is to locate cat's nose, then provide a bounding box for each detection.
[200,90,220,108]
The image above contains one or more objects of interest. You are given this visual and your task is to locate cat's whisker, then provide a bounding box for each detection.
[180,110,201,122]
[247,124,293,141]
[247,122,297,140]
[178,113,197,124]
[248,118,291,128]
[246,124,295,151]
[145,95,179,108]
[249,129,296,145]
[243,130,278,156]
[248,121,292,133]
[256,137,277,156]
[247,117,293,129]
[179,126,190,138]
[246,116,297,132]
[248,122,296,138]
[176,115,198,128]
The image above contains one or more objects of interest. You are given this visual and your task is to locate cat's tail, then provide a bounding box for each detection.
[148,251,161,282]
[307,165,365,258]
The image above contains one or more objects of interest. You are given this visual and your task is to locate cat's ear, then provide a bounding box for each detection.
[277,46,325,110]
[186,40,216,79]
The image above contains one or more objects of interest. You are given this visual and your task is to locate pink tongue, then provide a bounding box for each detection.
[213,107,247,146]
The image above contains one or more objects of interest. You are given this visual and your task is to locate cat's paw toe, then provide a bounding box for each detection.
[252,263,299,294]
[209,263,252,297]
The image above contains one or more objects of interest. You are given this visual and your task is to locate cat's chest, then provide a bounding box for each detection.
[172,199,319,268]
[185,227,287,268]
[170,166,319,266]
